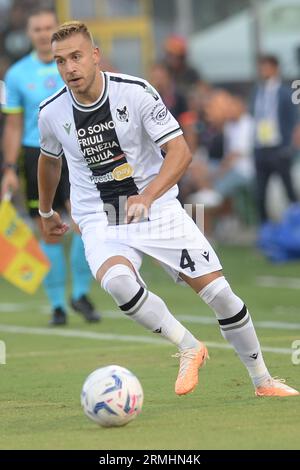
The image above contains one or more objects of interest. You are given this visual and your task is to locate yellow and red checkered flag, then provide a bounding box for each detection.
[0,198,50,294]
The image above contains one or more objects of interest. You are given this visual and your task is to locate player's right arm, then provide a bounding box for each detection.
[1,65,24,198]
[38,153,69,237]
[37,108,68,237]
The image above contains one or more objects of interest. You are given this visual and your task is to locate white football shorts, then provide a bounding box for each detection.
[80,199,222,284]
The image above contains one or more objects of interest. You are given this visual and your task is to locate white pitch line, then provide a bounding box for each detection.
[7,347,104,359]
[1,304,300,330]
[0,324,294,356]
[0,303,36,312]
[257,276,300,289]
[101,310,300,331]
[169,314,300,331]
[0,324,165,345]
[250,320,300,331]
[273,306,300,315]
[0,303,71,315]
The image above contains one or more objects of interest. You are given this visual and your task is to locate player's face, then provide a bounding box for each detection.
[52,34,100,97]
[27,13,58,55]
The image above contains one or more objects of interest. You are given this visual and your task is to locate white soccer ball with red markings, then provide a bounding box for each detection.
[81,365,143,427]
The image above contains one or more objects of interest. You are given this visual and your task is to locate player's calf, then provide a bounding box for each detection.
[101,263,203,393]
[101,264,187,344]
[198,276,299,395]
[199,276,271,388]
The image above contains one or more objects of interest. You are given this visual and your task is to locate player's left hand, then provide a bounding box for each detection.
[125,194,152,224]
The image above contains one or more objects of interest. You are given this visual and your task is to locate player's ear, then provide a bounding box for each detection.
[93,47,100,65]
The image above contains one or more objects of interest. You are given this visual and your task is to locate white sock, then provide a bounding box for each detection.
[101,264,198,350]
[199,277,271,387]
[127,290,198,350]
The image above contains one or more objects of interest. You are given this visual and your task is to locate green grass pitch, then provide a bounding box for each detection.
[0,245,300,450]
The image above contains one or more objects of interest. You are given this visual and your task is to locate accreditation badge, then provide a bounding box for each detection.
[256,119,277,145]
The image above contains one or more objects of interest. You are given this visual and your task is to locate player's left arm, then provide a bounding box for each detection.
[126,80,192,223]
[126,135,191,223]
[144,135,191,199]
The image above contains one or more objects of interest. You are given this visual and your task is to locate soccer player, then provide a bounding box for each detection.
[1,10,100,325]
[38,21,298,397]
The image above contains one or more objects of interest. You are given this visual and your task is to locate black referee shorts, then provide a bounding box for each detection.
[23,146,70,218]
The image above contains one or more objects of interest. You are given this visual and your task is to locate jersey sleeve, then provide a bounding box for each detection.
[2,67,23,114]
[38,110,63,158]
[139,81,183,146]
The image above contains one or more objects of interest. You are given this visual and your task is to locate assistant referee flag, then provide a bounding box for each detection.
[0,199,50,294]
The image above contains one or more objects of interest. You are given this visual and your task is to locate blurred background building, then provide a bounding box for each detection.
[2,0,300,80]
[1,0,300,247]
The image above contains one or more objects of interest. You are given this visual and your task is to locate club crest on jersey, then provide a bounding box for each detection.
[116,106,129,122]
[150,104,171,125]
[112,163,133,181]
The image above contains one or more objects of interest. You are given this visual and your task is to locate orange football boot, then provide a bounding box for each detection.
[174,341,209,396]
[255,377,299,397]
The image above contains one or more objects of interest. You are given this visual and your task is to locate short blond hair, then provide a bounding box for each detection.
[51,21,93,44]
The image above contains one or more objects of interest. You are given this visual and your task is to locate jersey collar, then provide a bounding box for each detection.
[68,71,109,112]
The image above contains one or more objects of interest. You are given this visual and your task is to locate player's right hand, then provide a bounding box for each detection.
[1,169,19,199]
[40,211,69,238]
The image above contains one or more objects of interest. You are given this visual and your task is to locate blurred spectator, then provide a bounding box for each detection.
[187,91,254,206]
[178,85,224,203]
[0,55,11,179]
[149,62,188,121]
[251,55,298,223]
[0,0,54,63]
[210,94,255,198]
[178,80,214,156]
[1,3,31,63]
[162,34,200,96]
[0,54,11,78]
[0,0,12,33]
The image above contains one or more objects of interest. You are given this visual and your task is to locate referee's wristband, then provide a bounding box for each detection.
[2,162,18,172]
[38,208,54,218]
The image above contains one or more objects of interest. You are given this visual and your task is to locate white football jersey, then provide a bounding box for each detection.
[38,72,183,226]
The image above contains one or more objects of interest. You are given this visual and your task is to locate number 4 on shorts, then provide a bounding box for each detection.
[180,249,196,272]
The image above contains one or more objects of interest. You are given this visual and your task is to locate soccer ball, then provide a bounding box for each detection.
[81,365,143,427]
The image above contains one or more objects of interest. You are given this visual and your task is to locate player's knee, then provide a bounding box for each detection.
[101,264,142,309]
[199,276,244,319]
